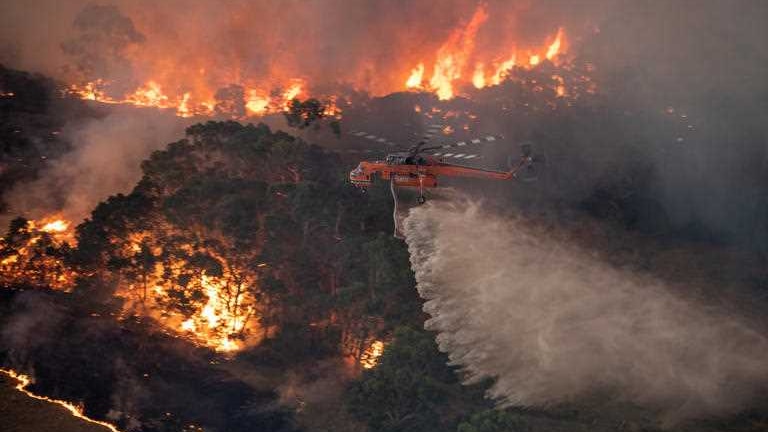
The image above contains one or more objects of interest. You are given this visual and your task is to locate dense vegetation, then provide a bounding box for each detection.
[1,119,430,432]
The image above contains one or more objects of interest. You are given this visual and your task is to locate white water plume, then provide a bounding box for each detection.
[403,198,768,423]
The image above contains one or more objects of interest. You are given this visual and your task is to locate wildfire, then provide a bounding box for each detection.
[0,368,122,432]
[117,233,263,353]
[359,340,385,369]
[428,4,488,100]
[67,79,309,119]
[402,4,569,99]
[245,90,270,115]
[41,219,70,234]
[53,3,577,114]
[125,81,172,109]
[1,215,263,353]
[0,215,76,291]
[178,273,254,352]
[546,28,564,61]
[406,63,425,89]
[472,63,486,89]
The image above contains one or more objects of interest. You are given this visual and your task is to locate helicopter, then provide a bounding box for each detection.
[348,123,542,204]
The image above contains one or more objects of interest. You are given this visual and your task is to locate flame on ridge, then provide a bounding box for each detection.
[60,4,571,114]
[404,4,568,99]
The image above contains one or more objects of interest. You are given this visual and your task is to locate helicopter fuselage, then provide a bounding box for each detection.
[349,153,520,190]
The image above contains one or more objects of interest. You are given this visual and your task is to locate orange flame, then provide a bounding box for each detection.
[472,63,486,89]
[546,27,565,61]
[62,6,572,112]
[118,233,262,353]
[405,63,425,88]
[245,90,270,116]
[428,4,489,100]
[0,216,76,290]
[491,55,516,86]
[360,340,385,369]
[402,5,569,99]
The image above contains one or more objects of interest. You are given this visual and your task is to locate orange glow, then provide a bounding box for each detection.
[0,368,122,432]
[360,340,385,369]
[282,81,304,104]
[2,216,264,353]
[546,27,564,61]
[125,81,171,108]
[41,219,69,233]
[405,63,425,88]
[491,56,516,85]
[472,63,486,89]
[322,96,342,117]
[402,6,568,99]
[66,78,309,118]
[552,74,566,97]
[245,90,270,115]
[58,8,574,113]
[0,216,76,291]
[67,79,111,102]
[428,4,488,100]
[177,92,193,118]
[117,233,262,353]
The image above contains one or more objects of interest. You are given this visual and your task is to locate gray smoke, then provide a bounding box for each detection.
[2,107,186,225]
[404,198,768,424]
[61,3,145,91]
[1,291,66,368]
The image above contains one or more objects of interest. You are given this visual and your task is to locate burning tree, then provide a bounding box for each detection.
[64,120,417,356]
[0,216,76,291]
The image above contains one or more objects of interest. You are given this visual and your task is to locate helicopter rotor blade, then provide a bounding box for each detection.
[421,134,500,153]
[430,152,482,161]
[349,130,400,148]
[421,123,446,143]
[349,122,448,153]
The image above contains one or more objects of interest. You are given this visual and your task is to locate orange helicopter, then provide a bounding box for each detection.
[348,124,541,204]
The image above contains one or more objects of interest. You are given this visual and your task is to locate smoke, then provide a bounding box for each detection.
[61,3,146,91]
[403,198,768,424]
[2,107,186,224]
[1,291,66,368]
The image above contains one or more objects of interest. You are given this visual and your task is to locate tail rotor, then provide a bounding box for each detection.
[511,141,546,182]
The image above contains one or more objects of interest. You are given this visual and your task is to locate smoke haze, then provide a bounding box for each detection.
[404,198,768,424]
[2,107,186,224]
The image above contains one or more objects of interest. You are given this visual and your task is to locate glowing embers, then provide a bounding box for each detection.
[0,215,76,291]
[359,340,385,369]
[0,368,122,432]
